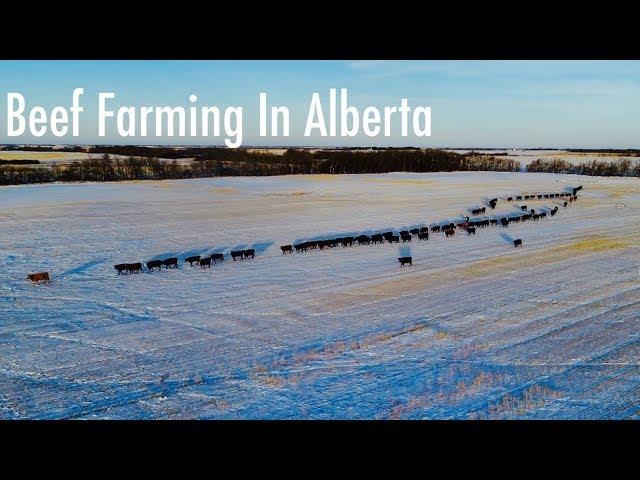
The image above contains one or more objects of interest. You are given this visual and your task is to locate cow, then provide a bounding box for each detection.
[400,230,410,237]
[371,234,384,244]
[521,205,528,211]
[418,232,429,241]
[516,195,522,201]
[162,257,178,269]
[431,226,441,233]
[564,201,568,207]
[540,212,547,219]
[114,263,129,274]
[530,209,535,214]
[550,207,558,216]
[401,234,412,243]
[146,260,163,272]
[537,194,542,199]
[444,229,455,237]
[398,256,412,266]
[128,263,143,274]
[27,272,50,284]
[489,199,497,209]
[471,208,482,215]
[490,219,498,225]
[342,237,354,247]
[388,235,400,244]
[281,245,293,254]
[293,243,306,253]
[231,250,244,260]
[513,239,523,247]
[185,255,201,266]
[243,249,255,259]
[356,235,371,245]
[501,218,509,227]
[199,256,212,268]
[419,227,429,233]
[466,227,476,235]
[211,253,224,263]
[507,197,513,201]
[410,228,420,235]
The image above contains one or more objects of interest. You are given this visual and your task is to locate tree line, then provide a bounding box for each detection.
[2,148,638,186]
[527,158,640,177]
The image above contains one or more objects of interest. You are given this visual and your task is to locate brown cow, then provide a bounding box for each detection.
[28,272,50,284]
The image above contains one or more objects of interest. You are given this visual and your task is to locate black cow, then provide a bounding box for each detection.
[540,212,547,219]
[114,263,129,274]
[516,196,522,201]
[563,202,568,207]
[371,234,384,244]
[398,256,412,266]
[466,227,476,235]
[401,234,412,243]
[410,228,420,235]
[431,226,441,233]
[185,255,201,266]
[514,239,523,247]
[489,199,497,209]
[356,235,371,245]
[146,260,163,272]
[127,263,143,274]
[162,257,178,269]
[490,219,498,225]
[388,235,400,244]
[243,249,255,259]
[231,250,244,260]
[211,253,224,263]
[521,205,528,211]
[444,229,455,237]
[501,218,509,227]
[537,194,542,199]
[342,237,354,247]
[418,232,429,241]
[281,245,293,254]
[507,196,513,201]
[199,256,212,268]
[550,207,558,216]
[293,243,306,253]
[400,230,409,237]
[419,227,429,233]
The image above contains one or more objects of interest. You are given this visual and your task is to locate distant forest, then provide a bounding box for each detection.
[0,148,520,185]
[1,147,638,186]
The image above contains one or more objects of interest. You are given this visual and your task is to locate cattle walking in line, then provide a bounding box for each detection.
[513,239,523,247]
[281,245,293,254]
[146,260,163,272]
[398,256,412,266]
[28,271,50,284]
[466,227,476,235]
[199,256,212,268]
[231,250,244,260]
[243,249,255,259]
[418,232,429,241]
[293,243,307,253]
[185,255,201,266]
[162,257,178,269]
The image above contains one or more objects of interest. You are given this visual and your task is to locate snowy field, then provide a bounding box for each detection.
[1,172,639,419]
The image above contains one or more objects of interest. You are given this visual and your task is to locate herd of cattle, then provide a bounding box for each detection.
[280,186,581,267]
[26,185,583,282]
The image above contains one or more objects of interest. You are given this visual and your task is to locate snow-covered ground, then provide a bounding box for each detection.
[1,172,638,419]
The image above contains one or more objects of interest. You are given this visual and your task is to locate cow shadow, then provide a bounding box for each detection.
[399,245,412,257]
[500,232,514,244]
[249,241,274,256]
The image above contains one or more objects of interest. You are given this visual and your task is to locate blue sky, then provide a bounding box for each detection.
[0,60,638,148]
